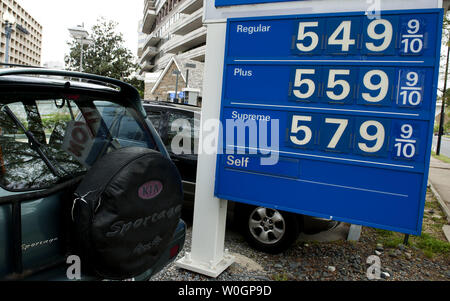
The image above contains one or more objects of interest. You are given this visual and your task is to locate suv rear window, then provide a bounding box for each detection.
[0,97,156,191]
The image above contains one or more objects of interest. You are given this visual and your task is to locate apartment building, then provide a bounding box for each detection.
[139,0,205,104]
[0,0,42,66]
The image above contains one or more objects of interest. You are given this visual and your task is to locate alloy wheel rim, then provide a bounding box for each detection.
[248,207,286,245]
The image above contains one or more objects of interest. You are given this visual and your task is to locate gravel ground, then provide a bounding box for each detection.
[152,191,450,282]
[151,226,450,281]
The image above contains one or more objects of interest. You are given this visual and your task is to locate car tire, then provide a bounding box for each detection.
[236,204,301,254]
[71,147,183,279]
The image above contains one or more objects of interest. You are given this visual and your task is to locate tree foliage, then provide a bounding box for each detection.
[65,18,144,96]
[444,13,450,46]
[439,13,450,103]
[439,88,450,107]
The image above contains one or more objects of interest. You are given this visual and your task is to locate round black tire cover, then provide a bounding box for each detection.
[71,147,183,279]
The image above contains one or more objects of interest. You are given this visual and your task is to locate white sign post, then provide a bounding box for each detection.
[175,20,235,278]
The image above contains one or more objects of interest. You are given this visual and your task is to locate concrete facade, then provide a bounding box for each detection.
[150,60,186,101]
[144,56,203,103]
[0,0,42,66]
[138,0,205,104]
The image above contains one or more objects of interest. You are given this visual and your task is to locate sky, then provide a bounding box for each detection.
[17,0,144,66]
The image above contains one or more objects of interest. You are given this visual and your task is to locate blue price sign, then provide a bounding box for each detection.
[215,9,443,235]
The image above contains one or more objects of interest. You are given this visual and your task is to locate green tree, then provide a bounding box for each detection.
[126,77,145,99]
[65,18,144,96]
[439,13,450,109]
[443,12,450,45]
[440,13,450,74]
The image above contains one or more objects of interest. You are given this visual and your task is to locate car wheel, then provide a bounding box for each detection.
[237,205,301,254]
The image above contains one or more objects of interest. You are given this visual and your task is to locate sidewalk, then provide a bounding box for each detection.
[428,156,450,224]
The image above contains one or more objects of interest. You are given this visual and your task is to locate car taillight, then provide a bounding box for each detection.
[170,245,180,259]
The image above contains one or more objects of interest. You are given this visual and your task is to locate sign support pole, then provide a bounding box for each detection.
[176,21,235,278]
[403,234,410,246]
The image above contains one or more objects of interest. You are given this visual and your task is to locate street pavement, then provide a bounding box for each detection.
[428,156,450,230]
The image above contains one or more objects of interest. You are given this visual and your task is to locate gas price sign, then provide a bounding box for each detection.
[214,9,443,235]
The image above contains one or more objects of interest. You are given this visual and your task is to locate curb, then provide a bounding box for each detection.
[428,181,450,223]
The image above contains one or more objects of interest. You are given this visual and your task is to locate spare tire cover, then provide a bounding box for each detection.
[71,147,183,279]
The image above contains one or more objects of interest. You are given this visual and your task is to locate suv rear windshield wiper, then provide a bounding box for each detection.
[1,105,65,178]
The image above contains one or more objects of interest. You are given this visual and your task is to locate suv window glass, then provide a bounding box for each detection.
[193,112,200,155]
[147,110,162,134]
[167,110,197,156]
[95,101,152,147]
[118,112,146,142]
[0,100,84,190]
[0,98,156,192]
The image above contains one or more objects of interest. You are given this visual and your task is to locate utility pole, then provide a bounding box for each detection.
[437,30,450,156]
[173,70,181,103]
[185,63,197,88]
[68,25,93,73]
[2,12,16,65]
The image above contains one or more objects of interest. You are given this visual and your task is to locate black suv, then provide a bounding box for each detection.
[0,69,185,280]
[143,100,338,254]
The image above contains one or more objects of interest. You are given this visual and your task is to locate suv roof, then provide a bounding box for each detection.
[143,100,202,113]
[0,68,140,102]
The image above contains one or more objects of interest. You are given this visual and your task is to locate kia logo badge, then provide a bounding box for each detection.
[138,181,163,200]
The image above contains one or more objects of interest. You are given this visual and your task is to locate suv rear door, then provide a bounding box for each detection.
[164,109,198,183]
[0,96,159,279]
[0,99,85,278]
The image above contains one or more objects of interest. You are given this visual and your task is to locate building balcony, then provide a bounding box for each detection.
[164,26,207,54]
[142,8,157,34]
[140,60,156,74]
[155,0,167,14]
[137,35,147,57]
[155,53,175,70]
[179,44,206,62]
[144,0,156,14]
[140,46,159,64]
[172,7,203,36]
[143,32,161,49]
[178,0,203,15]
